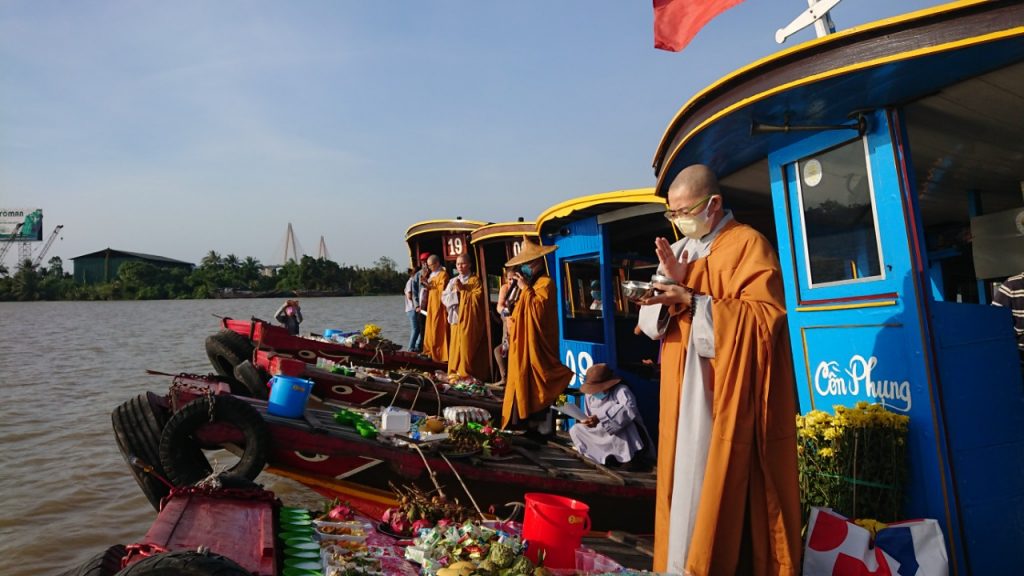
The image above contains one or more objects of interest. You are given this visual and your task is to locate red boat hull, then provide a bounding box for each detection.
[223,317,447,372]
[254,349,502,420]
[169,380,656,534]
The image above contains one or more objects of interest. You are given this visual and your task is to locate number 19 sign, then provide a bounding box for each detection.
[442,234,468,261]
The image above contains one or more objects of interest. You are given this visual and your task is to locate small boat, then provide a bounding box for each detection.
[61,474,652,576]
[207,317,448,396]
[56,481,279,576]
[210,287,286,299]
[128,375,656,535]
[249,349,503,420]
[292,288,352,297]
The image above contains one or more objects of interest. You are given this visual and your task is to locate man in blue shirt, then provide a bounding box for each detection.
[405,252,430,352]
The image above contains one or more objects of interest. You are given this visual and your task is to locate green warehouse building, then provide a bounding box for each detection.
[71,248,193,284]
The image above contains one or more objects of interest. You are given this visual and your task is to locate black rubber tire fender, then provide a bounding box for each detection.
[111,392,172,510]
[55,544,127,576]
[232,360,270,399]
[113,550,249,576]
[158,395,269,487]
[204,330,254,386]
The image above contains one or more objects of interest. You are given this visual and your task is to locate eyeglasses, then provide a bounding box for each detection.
[663,195,714,220]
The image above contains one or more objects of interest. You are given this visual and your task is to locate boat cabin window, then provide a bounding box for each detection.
[796,138,884,286]
[901,61,1024,303]
[561,256,605,343]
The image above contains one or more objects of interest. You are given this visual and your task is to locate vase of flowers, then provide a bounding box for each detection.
[796,402,909,524]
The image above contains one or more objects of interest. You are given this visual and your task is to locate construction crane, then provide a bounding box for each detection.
[0,222,24,265]
[32,224,64,268]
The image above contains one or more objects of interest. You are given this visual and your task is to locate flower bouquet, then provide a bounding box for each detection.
[796,402,909,524]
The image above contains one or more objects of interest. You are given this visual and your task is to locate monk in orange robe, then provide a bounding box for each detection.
[421,254,450,363]
[501,239,574,434]
[447,254,489,380]
[640,164,801,575]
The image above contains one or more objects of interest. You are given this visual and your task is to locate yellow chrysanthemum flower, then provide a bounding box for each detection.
[362,323,382,340]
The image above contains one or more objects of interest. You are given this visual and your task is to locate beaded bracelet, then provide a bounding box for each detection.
[683,285,698,321]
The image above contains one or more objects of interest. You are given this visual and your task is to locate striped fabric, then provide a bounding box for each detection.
[993,271,1024,355]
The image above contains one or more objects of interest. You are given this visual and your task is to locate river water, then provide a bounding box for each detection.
[0,296,409,576]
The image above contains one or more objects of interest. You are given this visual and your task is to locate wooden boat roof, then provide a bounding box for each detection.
[403,218,487,242]
[469,221,537,244]
[652,0,1024,219]
[535,187,662,236]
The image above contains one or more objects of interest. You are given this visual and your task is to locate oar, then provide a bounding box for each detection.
[144,369,227,382]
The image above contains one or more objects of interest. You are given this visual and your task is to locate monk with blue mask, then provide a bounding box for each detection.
[501,238,573,440]
[569,363,651,469]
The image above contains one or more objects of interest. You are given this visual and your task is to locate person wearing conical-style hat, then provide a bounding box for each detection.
[568,363,651,469]
[500,238,573,438]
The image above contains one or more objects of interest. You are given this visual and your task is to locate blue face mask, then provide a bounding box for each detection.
[520,264,533,279]
[591,391,608,400]
[590,290,601,300]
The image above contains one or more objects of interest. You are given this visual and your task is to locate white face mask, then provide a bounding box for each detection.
[671,201,714,239]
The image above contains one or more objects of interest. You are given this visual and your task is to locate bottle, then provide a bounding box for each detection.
[503,283,520,316]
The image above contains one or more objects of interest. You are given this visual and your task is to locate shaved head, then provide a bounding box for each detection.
[668,164,720,200]
[427,255,440,266]
[666,164,726,234]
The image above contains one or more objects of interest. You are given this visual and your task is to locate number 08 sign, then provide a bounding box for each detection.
[442,234,468,261]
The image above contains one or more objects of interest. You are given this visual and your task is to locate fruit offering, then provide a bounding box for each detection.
[405,521,547,576]
[381,483,475,537]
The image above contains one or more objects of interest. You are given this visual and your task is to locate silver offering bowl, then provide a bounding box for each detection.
[621,280,655,304]
[650,273,678,286]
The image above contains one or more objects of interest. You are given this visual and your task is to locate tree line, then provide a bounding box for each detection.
[0,251,407,301]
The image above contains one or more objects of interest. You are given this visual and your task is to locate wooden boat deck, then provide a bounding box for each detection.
[190,388,659,534]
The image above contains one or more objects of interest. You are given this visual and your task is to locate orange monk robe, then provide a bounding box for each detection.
[653,221,802,575]
[448,275,490,380]
[501,275,574,427]
[422,269,450,363]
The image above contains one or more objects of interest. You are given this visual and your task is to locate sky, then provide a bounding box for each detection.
[1,0,947,270]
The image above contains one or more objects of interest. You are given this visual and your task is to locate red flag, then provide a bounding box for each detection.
[653,0,745,52]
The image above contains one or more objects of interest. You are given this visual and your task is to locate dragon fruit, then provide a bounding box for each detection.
[411,519,434,533]
[327,503,354,521]
[390,513,410,535]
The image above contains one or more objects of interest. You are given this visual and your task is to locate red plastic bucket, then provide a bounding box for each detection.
[522,493,591,569]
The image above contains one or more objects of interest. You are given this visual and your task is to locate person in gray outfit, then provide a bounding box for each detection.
[569,363,651,469]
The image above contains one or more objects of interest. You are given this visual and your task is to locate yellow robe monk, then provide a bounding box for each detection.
[448,275,490,380]
[653,219,802,575]
[422,269,450,363]
[502,275,574,427]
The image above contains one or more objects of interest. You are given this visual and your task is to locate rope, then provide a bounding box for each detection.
[423,373,443,417]
[408,443,446,499]
[439,453,485,521]
[121,543,169,570]
[811,472,899,490]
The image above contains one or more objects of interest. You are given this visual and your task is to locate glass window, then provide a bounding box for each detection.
[797,138,884,286]
[561,257,605,343]
[563,258,603,318]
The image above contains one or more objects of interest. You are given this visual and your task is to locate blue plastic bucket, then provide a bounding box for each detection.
[268,376,314,418]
